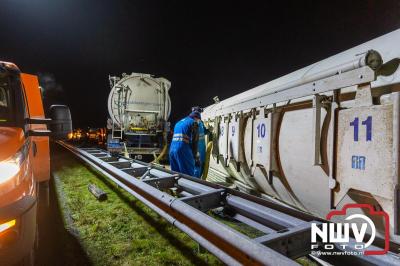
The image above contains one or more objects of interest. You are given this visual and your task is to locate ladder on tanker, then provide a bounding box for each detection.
[111,119,123,139]
[58,141,400,266]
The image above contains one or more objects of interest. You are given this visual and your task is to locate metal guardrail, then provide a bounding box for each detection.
[57,141,400,265]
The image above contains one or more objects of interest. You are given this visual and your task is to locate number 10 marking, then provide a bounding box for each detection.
[257,123,266,138]
[350,116,372,142]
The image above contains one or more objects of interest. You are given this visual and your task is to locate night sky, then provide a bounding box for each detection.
[0,1,399,128]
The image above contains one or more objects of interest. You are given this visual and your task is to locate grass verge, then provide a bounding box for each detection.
[51,144,221,266]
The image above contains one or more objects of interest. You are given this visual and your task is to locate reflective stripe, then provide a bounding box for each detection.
[173,133,189,139]
[172,137,189,143]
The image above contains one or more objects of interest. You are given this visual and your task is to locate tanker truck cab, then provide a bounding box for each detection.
[0,61,72,265]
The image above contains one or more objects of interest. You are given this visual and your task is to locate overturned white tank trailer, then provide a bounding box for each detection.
[202,29,400,244]
[107,73,171,159]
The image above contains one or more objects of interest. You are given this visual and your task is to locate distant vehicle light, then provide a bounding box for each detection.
[0,161,19,184]
[0,219,16,234]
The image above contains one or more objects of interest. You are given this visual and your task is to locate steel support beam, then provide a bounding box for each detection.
[58,142,400,266]
[180,189,225,212]
[58,141,297,266]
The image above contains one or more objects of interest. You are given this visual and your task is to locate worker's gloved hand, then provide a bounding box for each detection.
[195,155,201,167]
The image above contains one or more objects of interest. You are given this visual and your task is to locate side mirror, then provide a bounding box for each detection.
[26,118,52,124]
[49,105,73,140]
[29,129,52,137]
[26,118,52,137]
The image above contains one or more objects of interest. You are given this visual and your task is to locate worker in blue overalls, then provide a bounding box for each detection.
[169,111,200,176]
[192,107,206,178]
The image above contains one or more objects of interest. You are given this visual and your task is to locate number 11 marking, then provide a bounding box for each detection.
[350,116,372,142]
[362,116,372,141]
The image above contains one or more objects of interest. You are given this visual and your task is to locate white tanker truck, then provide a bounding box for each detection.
[202,29,400,245]
[107,73,171,160]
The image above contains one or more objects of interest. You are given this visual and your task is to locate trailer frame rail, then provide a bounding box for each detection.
[57,141,400,265]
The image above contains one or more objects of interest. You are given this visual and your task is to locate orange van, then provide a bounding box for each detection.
[0,61,71,265]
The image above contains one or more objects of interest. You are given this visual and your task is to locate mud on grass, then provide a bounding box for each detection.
[51,144,221,266]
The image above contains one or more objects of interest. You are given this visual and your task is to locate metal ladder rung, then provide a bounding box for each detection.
[120,167,148,177]
[92,153,109,157]
[226,195,305,230]
[112,120,123,139]
[233,213,276,234]
[253,221,320,259]
[180,189,225,212]
[84,150,104,154]
[143,175,177,190]
[254,222,316,244]
[108,161,132,169]
[100,157,120,162]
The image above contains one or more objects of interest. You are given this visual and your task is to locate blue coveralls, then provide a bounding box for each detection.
[169,117,197,176]
[194,121,206,178]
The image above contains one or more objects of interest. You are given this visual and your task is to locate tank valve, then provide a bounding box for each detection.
[365,50,383,70]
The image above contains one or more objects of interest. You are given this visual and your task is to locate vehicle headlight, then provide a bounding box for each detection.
[0,161,20,184]
[0,142,28,184]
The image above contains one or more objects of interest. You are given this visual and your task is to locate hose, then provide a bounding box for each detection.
[122,142,129,159]
[201,141,213,180]
[153,131,168,163]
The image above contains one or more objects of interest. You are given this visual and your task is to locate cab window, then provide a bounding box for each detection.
[0,72,26,128]
[0,77,13,123]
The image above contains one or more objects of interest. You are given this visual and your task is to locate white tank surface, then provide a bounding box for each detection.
[202,29,400,244]
[108,73,171,131]
[107,73,171,157]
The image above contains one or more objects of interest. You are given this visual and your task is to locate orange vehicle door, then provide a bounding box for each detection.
[21,73,50,182]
